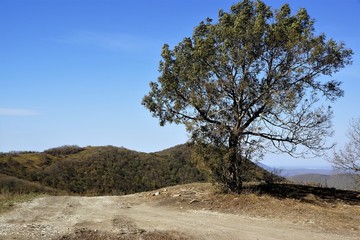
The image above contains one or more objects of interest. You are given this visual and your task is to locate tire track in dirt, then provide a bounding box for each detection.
[0,195,357,240]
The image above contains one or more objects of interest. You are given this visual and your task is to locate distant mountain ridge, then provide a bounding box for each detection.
[289,173,359,191]
[254,162,359,191]
[280,168,334,177]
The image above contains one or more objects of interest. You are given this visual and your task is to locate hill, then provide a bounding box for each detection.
[289,173,360,191]
[155,144,283,183]
[0,144,282,195]
[0,145,206,195]
[280,168,334,177]
[0,174,63,195]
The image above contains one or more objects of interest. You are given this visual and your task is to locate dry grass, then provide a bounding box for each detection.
[134,182,360,235]
[0,192,40,214]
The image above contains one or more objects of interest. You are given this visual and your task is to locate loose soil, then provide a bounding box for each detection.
[0,183,359,240]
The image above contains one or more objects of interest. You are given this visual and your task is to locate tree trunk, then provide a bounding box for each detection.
[227,134,243,193]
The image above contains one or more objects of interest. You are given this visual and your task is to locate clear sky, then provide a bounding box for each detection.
[1,0,359,168]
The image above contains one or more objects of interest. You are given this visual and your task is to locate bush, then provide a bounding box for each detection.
[44,145,85,156]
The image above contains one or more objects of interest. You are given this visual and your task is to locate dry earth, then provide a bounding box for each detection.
[0,183,359,240]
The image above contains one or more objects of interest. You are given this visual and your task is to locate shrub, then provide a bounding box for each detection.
[44,145,85,156]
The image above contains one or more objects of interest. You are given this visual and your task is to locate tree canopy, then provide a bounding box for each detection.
[142,0,353,192]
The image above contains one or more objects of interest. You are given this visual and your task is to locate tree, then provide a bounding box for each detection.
[142,0,353,192]
[329,118,360,173]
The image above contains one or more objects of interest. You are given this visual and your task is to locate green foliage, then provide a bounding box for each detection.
[0,145,207,195]
[44,145,85,156]
[191,143,284,190]
[142,0,353,192]
[0,174,60,195]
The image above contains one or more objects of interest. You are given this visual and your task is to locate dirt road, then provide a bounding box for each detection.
[0,193,358,240]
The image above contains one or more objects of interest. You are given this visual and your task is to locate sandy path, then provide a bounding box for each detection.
[0,196,357,240]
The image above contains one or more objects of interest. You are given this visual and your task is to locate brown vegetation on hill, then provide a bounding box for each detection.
[0,144,281,196]
[0,145,208,195]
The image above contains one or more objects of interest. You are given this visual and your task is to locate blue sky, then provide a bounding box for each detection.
[1,0,359,168]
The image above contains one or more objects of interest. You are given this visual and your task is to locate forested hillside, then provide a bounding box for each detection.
[0,145,207,195]
[0,144,282,195]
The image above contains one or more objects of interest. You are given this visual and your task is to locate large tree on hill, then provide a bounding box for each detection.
[142,0,353,192]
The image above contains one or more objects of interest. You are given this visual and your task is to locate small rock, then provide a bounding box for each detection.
[189,199,200,204]
[153,192,160,196]
[303,194,317,203]
[173,194,181,198]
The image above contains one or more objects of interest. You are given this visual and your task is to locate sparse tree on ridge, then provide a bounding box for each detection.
[142,0,353,192]
[329,118,360,173]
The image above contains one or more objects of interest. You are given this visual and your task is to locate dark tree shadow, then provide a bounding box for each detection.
[249,183,360,206]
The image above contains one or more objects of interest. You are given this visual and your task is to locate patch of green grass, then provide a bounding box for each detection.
[0,192,41,214]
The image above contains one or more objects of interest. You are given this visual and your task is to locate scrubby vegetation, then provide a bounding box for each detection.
[0,145,209,195]
[0,192,41,214]
[43,145,85,156]
[0,144,280,196]
[0,174,61,194]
